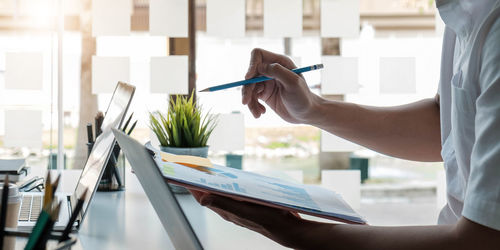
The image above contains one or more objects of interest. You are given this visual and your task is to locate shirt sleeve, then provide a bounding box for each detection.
[462,18,500,230]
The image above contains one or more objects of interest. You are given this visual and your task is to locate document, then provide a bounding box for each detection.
[154,153,366,224]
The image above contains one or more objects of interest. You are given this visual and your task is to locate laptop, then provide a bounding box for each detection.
[18,82,135,231]
[112,129,203,250]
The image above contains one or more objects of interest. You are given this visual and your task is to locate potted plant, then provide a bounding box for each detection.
[149,92,217,193]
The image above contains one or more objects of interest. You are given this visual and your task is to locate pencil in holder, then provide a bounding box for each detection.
[96,143,126,192]
[5,229,77,250]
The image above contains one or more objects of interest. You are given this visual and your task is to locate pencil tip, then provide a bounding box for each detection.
[51,201,62,218]
[199,88,209,92]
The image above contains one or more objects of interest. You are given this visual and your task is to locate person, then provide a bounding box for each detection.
[191,0,500,249]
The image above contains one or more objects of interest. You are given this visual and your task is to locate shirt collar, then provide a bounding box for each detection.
[436,0,472,38]
[436,0,497,39]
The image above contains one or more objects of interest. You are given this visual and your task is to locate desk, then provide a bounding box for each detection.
[16,169,286,250]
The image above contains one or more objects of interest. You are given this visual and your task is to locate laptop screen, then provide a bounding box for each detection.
[73,82,135,221]
[113,129,203,250]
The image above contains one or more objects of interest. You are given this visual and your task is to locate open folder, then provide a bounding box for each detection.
[153,148,366,225]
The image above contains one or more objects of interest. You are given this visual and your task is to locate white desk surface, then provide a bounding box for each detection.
[15,169,287,250]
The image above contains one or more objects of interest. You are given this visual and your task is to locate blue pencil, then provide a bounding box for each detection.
[199,64,324,92]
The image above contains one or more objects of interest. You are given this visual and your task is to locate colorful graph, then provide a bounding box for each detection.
[263,182,320,210]
[200,178,246,193]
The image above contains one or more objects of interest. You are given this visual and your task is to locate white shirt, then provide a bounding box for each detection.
[437,0,500,230]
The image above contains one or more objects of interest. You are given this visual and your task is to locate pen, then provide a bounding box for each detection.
[26,173,60,250]
[200,64,324,92]
[87,123,94,143]
[122,113,134,132]
[127,120,138,136]
[59,189,88,242]
[108,154,123,188]
[43,172,52,208]
[54,238,77,250]
[34,201,61,249]
[25,208,51,250]
[0,175,9,249]
[51,174,61,198]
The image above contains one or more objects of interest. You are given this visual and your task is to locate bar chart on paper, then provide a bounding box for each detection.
[155,154,366,224]
[200,178,247,194]
[261,182,320,210]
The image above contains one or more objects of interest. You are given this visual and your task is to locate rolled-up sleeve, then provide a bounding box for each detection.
[462,18,500,230]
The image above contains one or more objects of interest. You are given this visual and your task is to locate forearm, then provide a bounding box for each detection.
[289,217,499,250]
[308,95,442,161]
[293,221,456,250]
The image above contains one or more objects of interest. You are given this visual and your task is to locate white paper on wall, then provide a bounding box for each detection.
[5,52,43,90]
[4,110,42,148]
[264,0,303,37]
[150,0,188,37]
[321,56,360,94]
[92,56,130,94]
[321,0,360,38]
[208,113,245,152]
[92,0,131,36]
[321,130,360,152]
[150,56,188,94]
[206,0,245,38]
[321,170,361,209]
[379,57,416,94]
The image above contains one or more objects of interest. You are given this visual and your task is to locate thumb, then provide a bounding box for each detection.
[258,63,299,89]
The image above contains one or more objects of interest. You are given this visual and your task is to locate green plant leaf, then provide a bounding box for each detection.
[149,91,218,148]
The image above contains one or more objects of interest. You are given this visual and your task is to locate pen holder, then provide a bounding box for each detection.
[87,142,126,192]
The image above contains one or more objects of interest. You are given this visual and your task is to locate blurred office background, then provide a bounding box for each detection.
[0,0,445,226]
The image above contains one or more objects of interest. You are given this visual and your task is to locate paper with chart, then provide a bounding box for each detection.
[153,153,366,224]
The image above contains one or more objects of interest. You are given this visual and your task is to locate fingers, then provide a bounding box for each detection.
[245,49,263,79]
[201,194,269,221]
[249,48,296,71]
[245,48,296,81]
[198,194,299,231]
[242,84,255,105]
[243,82,267,118]
[189,189,209,203]
[248,98,266,118]
[243,48,296,116]
[290,211,301,219]
[258,63,300,90]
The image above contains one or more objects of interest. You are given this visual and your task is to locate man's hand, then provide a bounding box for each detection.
[242,48,321,123]
[190,190,312,249]
[190,189,500,250]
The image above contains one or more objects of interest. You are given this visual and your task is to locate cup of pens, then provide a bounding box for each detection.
[87,112,136,192]
[3,173,81,250]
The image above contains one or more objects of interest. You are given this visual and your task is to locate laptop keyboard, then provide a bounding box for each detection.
[19,195,42,222]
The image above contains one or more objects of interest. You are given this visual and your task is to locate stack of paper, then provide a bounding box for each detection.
[0,159,30,182]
